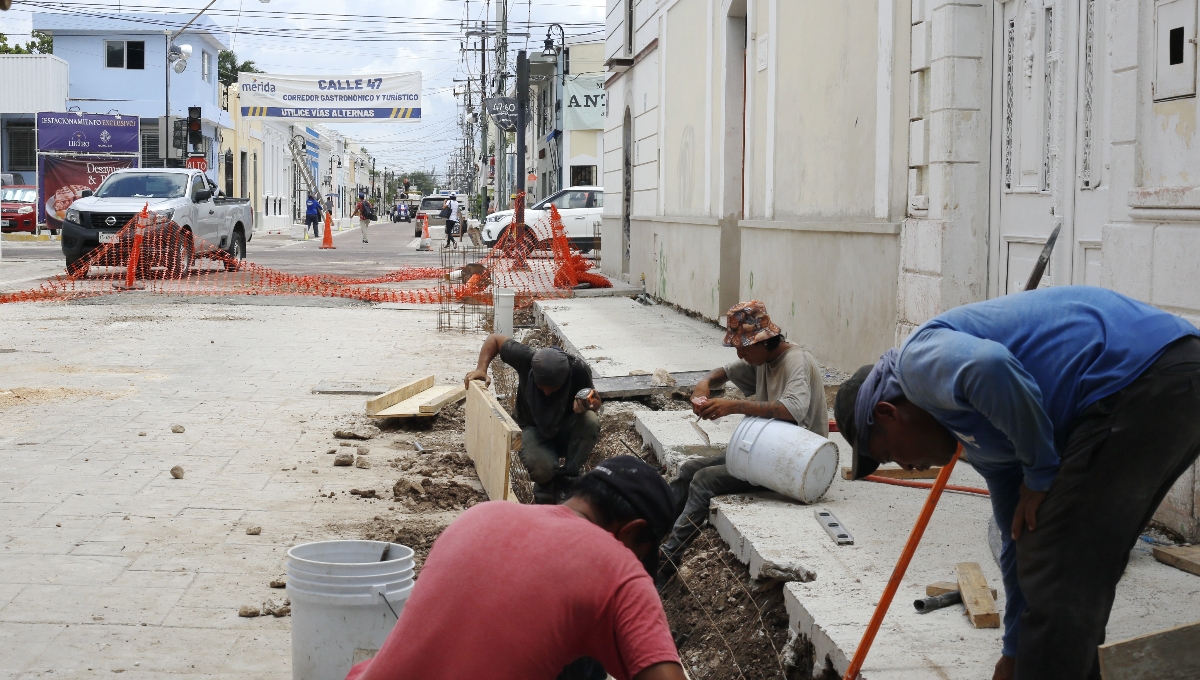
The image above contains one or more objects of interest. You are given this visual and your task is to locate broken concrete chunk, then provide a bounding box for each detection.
[393,477,425,497]
[334,426,380,440]
[238,605,260,618]
[651,368,676,387]
[350,488,377,498]
[354,457,371,469]
[334,453,354,466]
[269,577,286,588]
[137,432,147,437]
[262,599,291,617]
[759,561,816,584]
[339,441,353,447]
[246,526,262,536]
[169,465,184,479]
[326,448,337,455]
[170,424,185,434]
[356,446,370,455]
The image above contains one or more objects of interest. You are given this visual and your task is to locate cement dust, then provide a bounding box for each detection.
[0,386,131,410]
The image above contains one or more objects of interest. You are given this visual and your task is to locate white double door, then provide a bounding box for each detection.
[990,0,1108,295]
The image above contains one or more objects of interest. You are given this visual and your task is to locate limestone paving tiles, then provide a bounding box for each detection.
[535,296,735,378]
[0,300,485,678]
[706,434,1200,679]
[634,411,744,476]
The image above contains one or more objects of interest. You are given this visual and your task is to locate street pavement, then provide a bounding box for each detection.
[0,234,488,678]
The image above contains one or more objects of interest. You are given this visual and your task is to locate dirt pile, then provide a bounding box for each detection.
[361,515,452,576]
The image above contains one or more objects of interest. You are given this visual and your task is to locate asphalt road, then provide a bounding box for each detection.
[0,219,461,290]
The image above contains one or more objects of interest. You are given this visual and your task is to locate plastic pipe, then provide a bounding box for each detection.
[863,474,990,497]
[914,590,962,613]
[842,444,962,680]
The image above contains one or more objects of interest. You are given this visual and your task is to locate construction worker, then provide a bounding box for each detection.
[833,286,1200,680]
[659,301,827,579]
[345,456,685,680]
[465,334,600,503]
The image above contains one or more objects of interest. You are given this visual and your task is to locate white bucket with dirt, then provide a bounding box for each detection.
[725,416,838,504]
[287,540,415,680]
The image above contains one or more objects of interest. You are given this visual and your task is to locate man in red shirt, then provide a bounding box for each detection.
[346,455,685,680]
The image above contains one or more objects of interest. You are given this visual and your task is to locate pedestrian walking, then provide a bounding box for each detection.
[353,193,375,244]
[304,193,321,239]
[443,193,460,249]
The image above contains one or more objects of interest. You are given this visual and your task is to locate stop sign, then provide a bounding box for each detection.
[186,157,208,172]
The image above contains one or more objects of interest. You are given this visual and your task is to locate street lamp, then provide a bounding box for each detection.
[543,23,565,58]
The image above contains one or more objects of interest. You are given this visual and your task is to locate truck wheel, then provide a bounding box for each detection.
[168,230,193,278]
[223,230,245,271]
[66,257,89,277]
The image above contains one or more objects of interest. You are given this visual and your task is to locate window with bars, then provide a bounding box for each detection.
[6,127,36,170]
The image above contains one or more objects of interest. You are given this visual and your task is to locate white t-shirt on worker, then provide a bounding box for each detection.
[448,199,460,222]
[724,345,828,435]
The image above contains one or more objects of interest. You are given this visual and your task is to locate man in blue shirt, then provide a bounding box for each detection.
[305,193,321,239]
[833,286,1200,680]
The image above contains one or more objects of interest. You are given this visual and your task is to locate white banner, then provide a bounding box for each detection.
[563,75,605,130]
[237,72,422,122]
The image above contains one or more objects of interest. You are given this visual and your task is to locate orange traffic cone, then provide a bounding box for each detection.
[417,215,431,251]
[114,203,149,290]
[320,212,335,249]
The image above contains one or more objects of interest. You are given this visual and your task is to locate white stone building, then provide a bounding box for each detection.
[602,0,1200,538]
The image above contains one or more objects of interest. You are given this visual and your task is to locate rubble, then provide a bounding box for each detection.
[269,577,286,588]
[334,425,380,440]
[245,526,262,536]
[237,605,260,618]
[333,453,354,466]
[169,465,184,479]
[357,446,370,455]
[350,488,377,499]
[170,424,185,433]
[262,599,291,617]
[355,457,371,469]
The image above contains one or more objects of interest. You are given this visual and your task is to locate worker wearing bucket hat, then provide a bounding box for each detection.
[658,301,828,584]
[833,286,1200,680]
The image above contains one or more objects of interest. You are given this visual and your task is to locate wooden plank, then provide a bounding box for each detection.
[956,562,1000,628]
[1152,544,1200,578]
[927,581,996,599]
[373,386,459,418]
[842,465,943,480]
[419,385,466,414]
[365,375,434,415]
[1099,619,1200,680]
[465,380,522,502]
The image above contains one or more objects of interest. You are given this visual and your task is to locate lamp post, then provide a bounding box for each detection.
[542,24,567,194]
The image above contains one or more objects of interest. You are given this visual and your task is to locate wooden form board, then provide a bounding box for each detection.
[366,375,434,415]
[842,465,942,480]
[1152,544,1200,578]
[371,385,465,419]
[465,380,521,502]
[956,562,1000,628]
[1099,619,1200,680]
[926,581,996,599]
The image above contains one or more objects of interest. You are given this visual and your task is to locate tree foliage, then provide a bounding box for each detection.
[0,31,53,54]
[218,49,262,88]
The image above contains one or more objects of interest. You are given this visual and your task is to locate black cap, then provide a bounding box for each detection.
[587,455,675,541]
[833,365,881,480]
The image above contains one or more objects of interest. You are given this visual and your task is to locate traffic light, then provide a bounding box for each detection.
[187,106,203,149]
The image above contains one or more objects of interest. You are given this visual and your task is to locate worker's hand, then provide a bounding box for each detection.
[698,397,740,420]
[1011,483,1048,540]
[691,379,712,403]
[991,654,1015,680]
[464,369,490,390]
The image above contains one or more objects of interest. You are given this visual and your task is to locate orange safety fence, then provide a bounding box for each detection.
[0,199,608,306]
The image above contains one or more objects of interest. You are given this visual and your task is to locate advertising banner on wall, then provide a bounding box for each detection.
[563,75,605,131]
[37,155,138,228]
[237,72,422,121]
[37,112,140,154]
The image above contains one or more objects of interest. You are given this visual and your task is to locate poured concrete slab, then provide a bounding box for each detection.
[311,380,391,395]
[706,433,1200,679]
[634,411,743,476]
[536,297,734,378]
[593,370,711,399]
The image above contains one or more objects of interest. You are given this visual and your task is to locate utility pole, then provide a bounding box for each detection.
[495,0,508,209]
[515,50,528,230]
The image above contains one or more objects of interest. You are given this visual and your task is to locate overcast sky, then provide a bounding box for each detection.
[1,0,606,175]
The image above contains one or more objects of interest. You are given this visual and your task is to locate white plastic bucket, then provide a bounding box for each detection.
[287,540,415,680]
[725,416,838,504]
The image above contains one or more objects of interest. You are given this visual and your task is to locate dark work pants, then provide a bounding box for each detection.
[305,215,320,237]
[1010,336,1200,680]
[519,410,600,485]
[661,454,762,562]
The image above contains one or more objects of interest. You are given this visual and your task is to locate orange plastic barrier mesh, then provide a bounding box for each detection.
[0,199,608,306]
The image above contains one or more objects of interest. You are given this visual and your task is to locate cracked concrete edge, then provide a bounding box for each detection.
[533,301,583,361]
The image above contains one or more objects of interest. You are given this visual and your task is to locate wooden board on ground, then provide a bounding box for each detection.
[1099,619,1200,680]
[372,385,465,418]
[465,380,520,502]
[1152,544,1200,578]
[927,581,996,599]
[366,375,434,415]
[842,465,942,480]
[956,562,1000,628]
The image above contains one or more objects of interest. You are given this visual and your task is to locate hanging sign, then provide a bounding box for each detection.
[563,76,605,130]
[37,112,140,154]
[484,97,519,132]
[237,72,422,121]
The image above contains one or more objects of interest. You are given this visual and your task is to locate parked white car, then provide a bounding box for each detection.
[481,186,603,253]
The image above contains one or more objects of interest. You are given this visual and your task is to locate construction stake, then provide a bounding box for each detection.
[842,444,963,680]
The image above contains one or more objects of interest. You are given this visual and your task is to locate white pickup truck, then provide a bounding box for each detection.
[60,168,254,275]
[481,186,603,253]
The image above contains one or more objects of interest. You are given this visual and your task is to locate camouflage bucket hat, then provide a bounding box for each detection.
[723,301,782,347]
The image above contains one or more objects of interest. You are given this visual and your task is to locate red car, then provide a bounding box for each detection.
[1,185,39,233]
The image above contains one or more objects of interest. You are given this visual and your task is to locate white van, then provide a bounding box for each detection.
[481,186,602,253]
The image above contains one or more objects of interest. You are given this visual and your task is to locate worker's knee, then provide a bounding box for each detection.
[519,429,558,484]
[575,410,600,439]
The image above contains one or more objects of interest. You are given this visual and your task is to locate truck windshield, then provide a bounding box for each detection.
[95,173,188,199]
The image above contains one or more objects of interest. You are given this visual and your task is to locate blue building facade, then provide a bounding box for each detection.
[33,12,231,183]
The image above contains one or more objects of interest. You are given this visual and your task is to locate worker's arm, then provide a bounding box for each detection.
[463,333,511,389]
[634,662,686,680]
[698,398,795,422]
[691,366,728,400]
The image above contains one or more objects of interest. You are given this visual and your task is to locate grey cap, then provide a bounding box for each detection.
[530,348,570,388]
